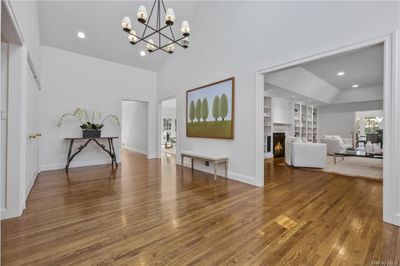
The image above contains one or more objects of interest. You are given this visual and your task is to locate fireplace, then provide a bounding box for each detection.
[273,132,285,158]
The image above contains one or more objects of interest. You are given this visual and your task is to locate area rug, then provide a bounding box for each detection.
[319,156,383,180]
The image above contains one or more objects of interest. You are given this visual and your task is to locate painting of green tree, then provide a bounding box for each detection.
[186,78,234,139]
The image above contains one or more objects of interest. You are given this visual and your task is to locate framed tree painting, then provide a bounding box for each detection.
[186,77,234,139]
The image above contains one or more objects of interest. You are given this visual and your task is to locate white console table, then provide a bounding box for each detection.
[180,151,229,180]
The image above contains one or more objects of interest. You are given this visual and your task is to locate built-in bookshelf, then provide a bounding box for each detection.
[264,95,272,158]
[293,102,318,143]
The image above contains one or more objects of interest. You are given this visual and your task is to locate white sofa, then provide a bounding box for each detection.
[285,137,327,168]
[320,135,352,155]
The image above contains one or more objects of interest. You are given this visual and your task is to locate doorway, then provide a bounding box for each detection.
[160,98,177,157]
[256,35,399,226]
[121,100,149,157]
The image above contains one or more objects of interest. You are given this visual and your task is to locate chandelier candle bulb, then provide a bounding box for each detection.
[182,37,189,48]
[121,16,132,31]
[147,39,155,52]
[128,32,138,44]
[137,5,148,23]
[166,43,175,54]
[165,8,175,25]
[181,20,190,36]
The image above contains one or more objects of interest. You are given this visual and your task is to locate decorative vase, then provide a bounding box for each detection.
[82,130,101,138]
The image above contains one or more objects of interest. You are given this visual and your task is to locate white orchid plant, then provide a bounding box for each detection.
[57,107,120,131]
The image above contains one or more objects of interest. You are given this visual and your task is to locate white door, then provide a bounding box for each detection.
[26,65,40,197]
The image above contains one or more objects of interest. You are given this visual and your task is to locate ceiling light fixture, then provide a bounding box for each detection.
[337,71,345,76]
[140,50,146,56]
[352,84,359,88]
[121,0,191,55]
[77,31,86,39]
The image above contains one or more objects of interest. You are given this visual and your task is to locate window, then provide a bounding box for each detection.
[364,116,382,134]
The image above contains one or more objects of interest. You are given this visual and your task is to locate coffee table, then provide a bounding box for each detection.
[334,150,383,164]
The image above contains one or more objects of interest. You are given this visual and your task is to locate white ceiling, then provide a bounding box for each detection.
[264,44,384,105]
[302,44,383,90]
[38,1,200,72]
[265,83,326,106]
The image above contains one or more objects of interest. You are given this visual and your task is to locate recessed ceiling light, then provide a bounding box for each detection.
[292,95,296,98]
[337,71,345,76]
[77,31,86,39]
[352,84,359,88]
[140,51,146,57]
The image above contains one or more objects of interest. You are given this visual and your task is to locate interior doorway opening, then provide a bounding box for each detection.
[160,98,177,157]
[257,35,400,226]
[121,100,149,158]
[262,43,384,182]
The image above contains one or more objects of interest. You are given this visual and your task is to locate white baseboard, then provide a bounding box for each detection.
[123,146,147,156]
[176,160,257,186]
[147,153,158,159]
[1,207,22,220]
[40,159,122,171]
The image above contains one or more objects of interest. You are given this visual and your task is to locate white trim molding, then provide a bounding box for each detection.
[41,159,122,172]
[256,33,400,226]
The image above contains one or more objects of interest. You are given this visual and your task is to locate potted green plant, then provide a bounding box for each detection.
[58,107,120,138]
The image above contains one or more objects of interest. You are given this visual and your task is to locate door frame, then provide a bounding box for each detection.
[157,95,178,158]
[119,97,151,159]
[255,32,400,226]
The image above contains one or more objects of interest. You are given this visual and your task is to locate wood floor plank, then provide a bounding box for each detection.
[1,153,398,265]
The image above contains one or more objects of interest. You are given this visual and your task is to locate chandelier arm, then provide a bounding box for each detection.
[158,0,161,47]
[168,25,176,42]
[128,32,163,50]
[151,35,187,53]
[140,24,185,48]
[141,0,157,39]
[160,0,167,12]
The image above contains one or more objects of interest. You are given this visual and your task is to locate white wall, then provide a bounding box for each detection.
[9,0,41,77]
[40,46,157,170]
[318,100,383,138]
[121,101,148,155]
[157,1,398,186]
[272,97,291,125]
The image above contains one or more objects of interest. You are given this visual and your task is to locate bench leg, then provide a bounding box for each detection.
[214,161,217,180]
[191,158,194,171]
[225,161,228,178]
[181,155,184,168]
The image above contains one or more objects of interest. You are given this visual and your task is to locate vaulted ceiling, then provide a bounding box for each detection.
[38,1,200,72]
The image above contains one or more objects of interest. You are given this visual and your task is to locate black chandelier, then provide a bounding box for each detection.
[121,0,190,55]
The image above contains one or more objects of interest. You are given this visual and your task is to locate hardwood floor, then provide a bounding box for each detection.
[2,152,399,265]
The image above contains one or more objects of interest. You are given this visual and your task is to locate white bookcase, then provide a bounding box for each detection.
[264,94,273,158]
[293,102,318,142]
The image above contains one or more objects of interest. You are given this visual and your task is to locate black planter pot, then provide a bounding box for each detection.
[82,130,101,138]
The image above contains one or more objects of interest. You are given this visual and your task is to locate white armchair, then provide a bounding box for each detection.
[285,137,327,168]
[320,135,352,155]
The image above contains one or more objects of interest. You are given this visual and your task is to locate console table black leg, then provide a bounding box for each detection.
[110,138,118,168]
[107,138,113,167]
[65,139,75,172]
[65,139,92,172]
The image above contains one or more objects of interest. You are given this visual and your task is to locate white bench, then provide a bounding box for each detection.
[180,151,229,180]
